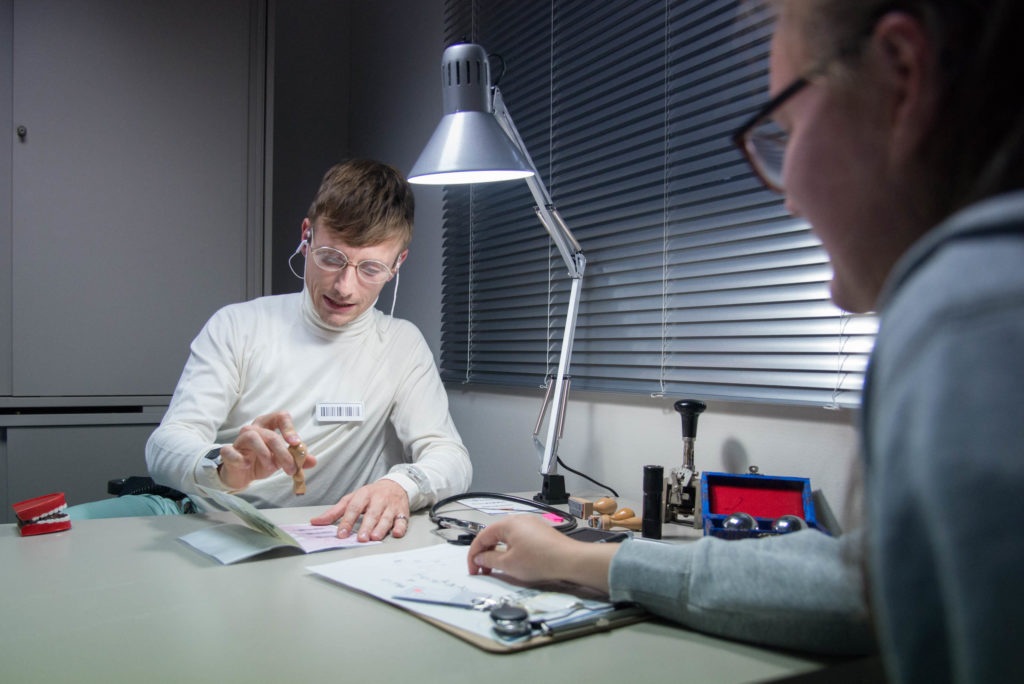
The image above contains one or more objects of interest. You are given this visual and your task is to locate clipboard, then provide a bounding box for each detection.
[307,542,648,652]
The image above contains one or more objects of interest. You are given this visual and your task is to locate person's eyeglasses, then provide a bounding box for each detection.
[310,245,395,284]
[732,76,810,193]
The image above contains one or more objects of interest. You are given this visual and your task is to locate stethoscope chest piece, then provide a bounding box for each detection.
[490,604,531,639]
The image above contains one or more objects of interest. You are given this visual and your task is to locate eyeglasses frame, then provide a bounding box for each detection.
[307,227,402,285]
[731,76,810,193]
[730,6,885,195]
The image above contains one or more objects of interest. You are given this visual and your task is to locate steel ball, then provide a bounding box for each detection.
[722,511,758,531]
[772,515,807,534]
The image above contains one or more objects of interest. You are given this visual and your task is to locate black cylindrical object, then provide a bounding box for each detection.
[642,464,664,539]
[673,399,707,438]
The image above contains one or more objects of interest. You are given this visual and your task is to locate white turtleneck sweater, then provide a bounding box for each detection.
[146,290,471,511]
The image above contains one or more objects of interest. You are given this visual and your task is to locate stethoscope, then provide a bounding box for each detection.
[428,491,577,545]
[427,492,642,642]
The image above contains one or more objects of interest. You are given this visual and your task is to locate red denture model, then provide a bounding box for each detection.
[13,493,72,536]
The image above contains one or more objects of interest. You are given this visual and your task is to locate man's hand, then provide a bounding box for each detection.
[466,514,617,592]
[310,479,410,542]
[217,412,317,491]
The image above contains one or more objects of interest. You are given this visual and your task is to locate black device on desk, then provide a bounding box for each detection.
[565,527,630,543]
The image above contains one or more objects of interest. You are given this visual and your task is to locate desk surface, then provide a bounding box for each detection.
[0,503,830,683]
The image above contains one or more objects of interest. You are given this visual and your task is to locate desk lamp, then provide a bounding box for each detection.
[409,43,585,504]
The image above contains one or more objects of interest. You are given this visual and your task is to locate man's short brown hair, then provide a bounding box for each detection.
[307,159,415,250]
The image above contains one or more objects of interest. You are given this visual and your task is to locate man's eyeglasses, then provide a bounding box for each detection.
[732,76,810,193]
[310,245,396,284]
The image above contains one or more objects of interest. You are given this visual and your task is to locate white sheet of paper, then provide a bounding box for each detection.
[457,496,539,515]
[279,523,374,552]
[307,542,616,644]
[179,487,378,564]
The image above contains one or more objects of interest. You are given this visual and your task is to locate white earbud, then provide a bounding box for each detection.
[288,231,311,280]
[388,270,400,317]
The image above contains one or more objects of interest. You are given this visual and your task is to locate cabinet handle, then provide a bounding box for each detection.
[17,125,27,142]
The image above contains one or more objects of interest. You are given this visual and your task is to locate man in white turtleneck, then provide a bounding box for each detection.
[75,160,472,541]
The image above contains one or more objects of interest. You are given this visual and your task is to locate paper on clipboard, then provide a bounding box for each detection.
[307,542,646,652]
[456,496,540,515]
[178,486,377,564]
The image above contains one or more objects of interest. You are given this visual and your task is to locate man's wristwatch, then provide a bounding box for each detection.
[400,464,429,496]
[201,447,223,470]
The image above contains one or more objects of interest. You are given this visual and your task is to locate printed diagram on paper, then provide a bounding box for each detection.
[308,542,616,644]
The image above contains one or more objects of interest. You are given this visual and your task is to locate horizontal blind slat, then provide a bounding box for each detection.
[440,0,875,407]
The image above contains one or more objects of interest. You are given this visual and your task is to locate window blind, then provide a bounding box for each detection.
[439,0,876,408]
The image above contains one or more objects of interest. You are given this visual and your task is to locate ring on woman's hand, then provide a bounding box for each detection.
[395,514,408,521]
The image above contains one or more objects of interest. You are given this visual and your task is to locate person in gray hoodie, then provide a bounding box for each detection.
[468,2,1024,681]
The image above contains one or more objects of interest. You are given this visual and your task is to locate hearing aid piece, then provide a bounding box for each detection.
[592,497,618,515]
[13,492,72,537]
[289,442,308,495]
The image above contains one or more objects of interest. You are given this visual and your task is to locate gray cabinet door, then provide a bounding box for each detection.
[9,0,262,397]
[1,4,12,396]
[4,421,160,523]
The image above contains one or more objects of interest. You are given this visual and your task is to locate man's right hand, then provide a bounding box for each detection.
[216,411,317,491]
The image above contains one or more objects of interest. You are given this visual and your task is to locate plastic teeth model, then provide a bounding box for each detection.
[13,493,72,536]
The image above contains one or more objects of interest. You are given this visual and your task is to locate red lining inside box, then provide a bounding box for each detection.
[708,481,805,519]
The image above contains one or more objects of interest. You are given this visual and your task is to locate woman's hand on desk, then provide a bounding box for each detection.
[218,412,317,491]
[467,515,618,592]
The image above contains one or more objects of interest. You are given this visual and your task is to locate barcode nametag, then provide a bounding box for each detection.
[316,402,365,423]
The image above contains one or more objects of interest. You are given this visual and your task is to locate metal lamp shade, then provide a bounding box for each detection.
[408,42,534,185]
[409,110,533,184]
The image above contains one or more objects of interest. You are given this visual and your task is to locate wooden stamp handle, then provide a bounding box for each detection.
[589,511,642,531]
[289,443,307,495]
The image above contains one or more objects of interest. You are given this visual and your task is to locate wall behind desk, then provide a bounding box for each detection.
[448,388,861,531]
[345,0,862,531]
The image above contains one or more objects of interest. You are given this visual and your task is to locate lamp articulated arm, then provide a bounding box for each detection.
[491,88,585,279]
[491,88,586,498]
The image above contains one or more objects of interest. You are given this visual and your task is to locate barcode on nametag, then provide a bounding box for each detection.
[316,402,365,423]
